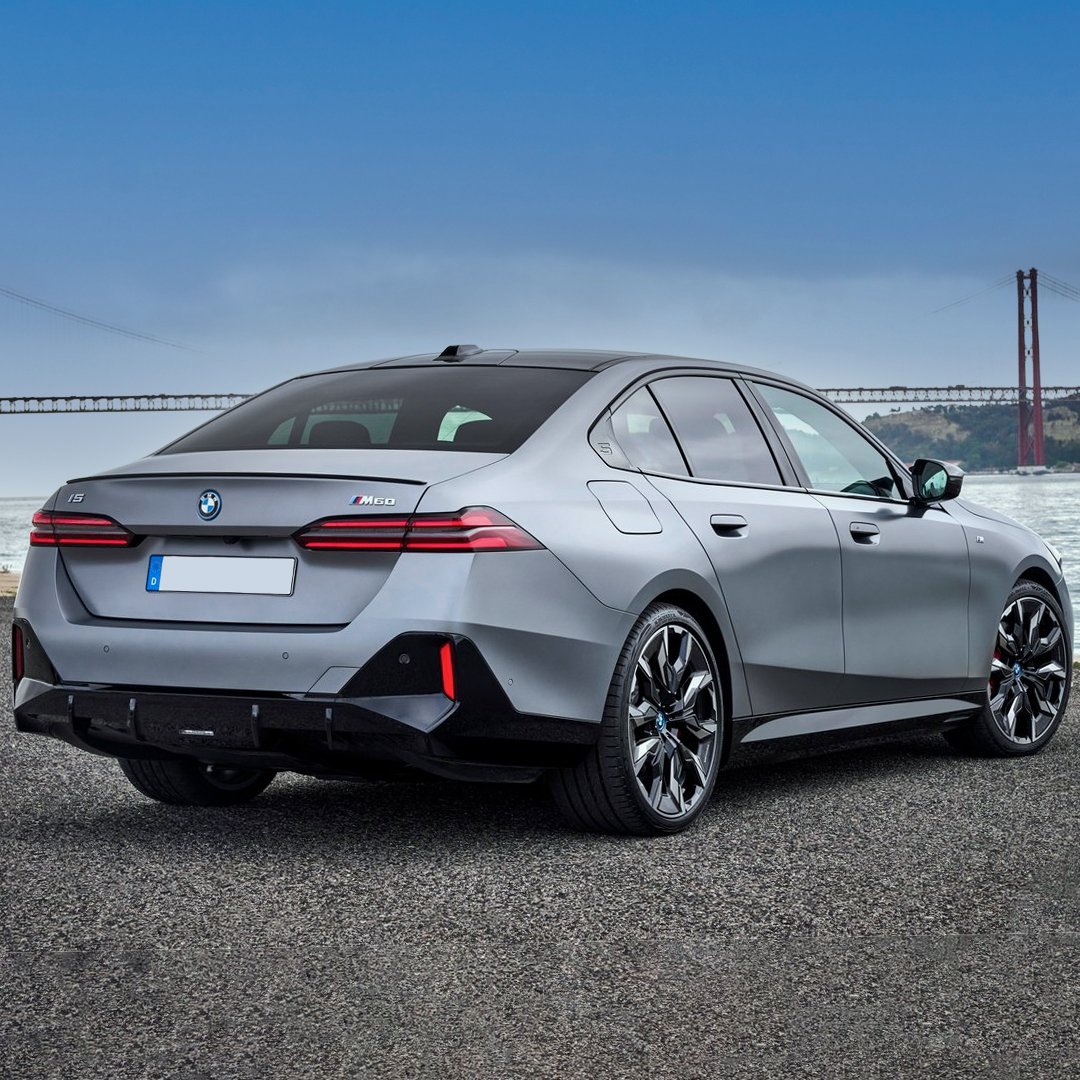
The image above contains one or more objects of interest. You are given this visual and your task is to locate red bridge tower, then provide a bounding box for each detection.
[1016,268,1045,468]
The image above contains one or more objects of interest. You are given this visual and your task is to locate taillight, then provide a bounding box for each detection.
[12,624,24,689]
[294,518,411,551]
[30,510,135,547]
[404,508,543,551]
[295,508,543,553]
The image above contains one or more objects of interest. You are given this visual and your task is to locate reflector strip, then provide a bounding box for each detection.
[12,625,25,687]
[439,641,456,700]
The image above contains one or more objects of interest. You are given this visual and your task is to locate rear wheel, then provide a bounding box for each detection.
[118,757,276,806]
[945,581,1071,757]
[551,603,723,835]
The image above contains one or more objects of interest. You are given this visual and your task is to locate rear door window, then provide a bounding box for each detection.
[161,367,591,455]
[649,376,782,485]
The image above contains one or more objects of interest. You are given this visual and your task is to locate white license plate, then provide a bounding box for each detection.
[145,555,296,596]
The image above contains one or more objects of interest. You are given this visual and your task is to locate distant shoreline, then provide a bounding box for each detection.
[0,571,19,596]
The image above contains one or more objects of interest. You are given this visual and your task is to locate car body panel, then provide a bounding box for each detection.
[645,477,845,715]
[810,495,972,701]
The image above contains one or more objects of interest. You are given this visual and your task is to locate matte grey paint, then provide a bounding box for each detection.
[13,348,1073,765]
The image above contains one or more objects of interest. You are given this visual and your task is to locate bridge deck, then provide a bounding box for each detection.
[0,387,1078,413]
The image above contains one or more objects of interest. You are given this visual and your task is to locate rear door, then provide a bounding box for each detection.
[750,381,971,702]
[624,375,846,716]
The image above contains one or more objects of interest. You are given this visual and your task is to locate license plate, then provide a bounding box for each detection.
[146,555,297,596]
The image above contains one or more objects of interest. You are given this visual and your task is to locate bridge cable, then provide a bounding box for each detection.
[0,285,196,350]
[927,275,1013,315]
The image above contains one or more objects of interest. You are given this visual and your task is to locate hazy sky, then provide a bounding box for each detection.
[2,1,1079,495]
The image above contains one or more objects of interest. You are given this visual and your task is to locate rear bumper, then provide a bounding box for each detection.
[15,545,634,727]
[13,635,600,782]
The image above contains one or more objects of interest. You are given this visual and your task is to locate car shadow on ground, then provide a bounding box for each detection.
[54,724,1047,855]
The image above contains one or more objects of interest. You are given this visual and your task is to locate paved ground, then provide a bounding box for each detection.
[2,596,1078,1079]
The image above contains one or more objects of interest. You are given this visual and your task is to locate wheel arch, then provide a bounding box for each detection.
[1012,563,1073,653]
[1016,565,1062,606]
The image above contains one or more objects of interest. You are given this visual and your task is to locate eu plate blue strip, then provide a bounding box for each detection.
[146,555,163,592]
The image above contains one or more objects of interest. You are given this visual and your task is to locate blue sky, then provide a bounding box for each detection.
[2,1,1079,494]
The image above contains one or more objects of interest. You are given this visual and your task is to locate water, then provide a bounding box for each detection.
[0,497,44,575]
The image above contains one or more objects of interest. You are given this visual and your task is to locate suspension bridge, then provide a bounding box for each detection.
[3,269,1079,465]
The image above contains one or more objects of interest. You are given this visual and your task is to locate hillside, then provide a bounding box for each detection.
[862,399,1080,471]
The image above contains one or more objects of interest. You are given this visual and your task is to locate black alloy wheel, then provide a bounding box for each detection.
[946,580,1071,757]
[551,603,724,834]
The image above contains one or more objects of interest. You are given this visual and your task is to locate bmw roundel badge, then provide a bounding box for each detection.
[198,489,222,520]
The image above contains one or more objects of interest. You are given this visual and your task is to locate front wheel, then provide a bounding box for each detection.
[551,603,724,835]
[118,757,276,806]
[945,581,1072,757]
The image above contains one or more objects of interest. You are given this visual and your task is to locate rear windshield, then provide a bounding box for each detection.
[160,366,592,455]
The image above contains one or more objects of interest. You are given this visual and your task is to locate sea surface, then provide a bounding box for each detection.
[2,475,1078,622]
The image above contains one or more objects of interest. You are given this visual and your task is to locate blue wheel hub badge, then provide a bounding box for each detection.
[656,712,668,732]
[198,490,221,520]
[1013,662,1023,679]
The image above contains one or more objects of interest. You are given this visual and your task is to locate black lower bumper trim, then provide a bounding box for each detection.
[14,676,598,781]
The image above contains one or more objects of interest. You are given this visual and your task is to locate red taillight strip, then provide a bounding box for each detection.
[294,516,411,551]
[30,510,136,548]
[294,508,543,553]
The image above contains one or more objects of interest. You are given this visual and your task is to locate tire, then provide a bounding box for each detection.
[117,757,276,806]
[551,603,724,835]
[945,580,1072,757]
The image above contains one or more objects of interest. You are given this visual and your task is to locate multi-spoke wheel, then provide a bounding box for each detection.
[628,623,719,818]
[118,757,276,805]
[551,603,724,834]
[946,581,1072,757]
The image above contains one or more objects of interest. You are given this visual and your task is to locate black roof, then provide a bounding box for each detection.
[365,348,642,371]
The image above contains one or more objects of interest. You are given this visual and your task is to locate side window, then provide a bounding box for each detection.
[610,387,688,476]
[756,384,901,499]
[649,377,782,485]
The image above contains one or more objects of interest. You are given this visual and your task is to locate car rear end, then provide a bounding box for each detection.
[12,362,632,782]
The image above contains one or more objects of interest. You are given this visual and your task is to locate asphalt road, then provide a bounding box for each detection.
[2,596,1078,1080]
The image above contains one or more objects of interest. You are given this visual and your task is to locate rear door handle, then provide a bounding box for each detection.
[849,522,880,544]
[711,514,748,536]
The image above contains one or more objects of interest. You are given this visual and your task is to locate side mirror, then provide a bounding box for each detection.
[911,458,964,504]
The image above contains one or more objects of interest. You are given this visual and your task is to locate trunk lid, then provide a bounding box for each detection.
[53,449,501,625]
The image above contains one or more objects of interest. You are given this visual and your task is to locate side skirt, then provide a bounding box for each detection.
[733,693,985,747]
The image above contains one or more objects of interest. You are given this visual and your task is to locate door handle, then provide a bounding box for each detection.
[711,514,749,536]
[849,522,880,544]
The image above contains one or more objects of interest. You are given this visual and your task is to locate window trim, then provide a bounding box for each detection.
[744,378,914,505]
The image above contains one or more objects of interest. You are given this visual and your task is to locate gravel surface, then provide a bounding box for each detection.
[2,595,1078,1079]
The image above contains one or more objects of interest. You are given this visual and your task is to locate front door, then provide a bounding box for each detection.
[751,381,971,703]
